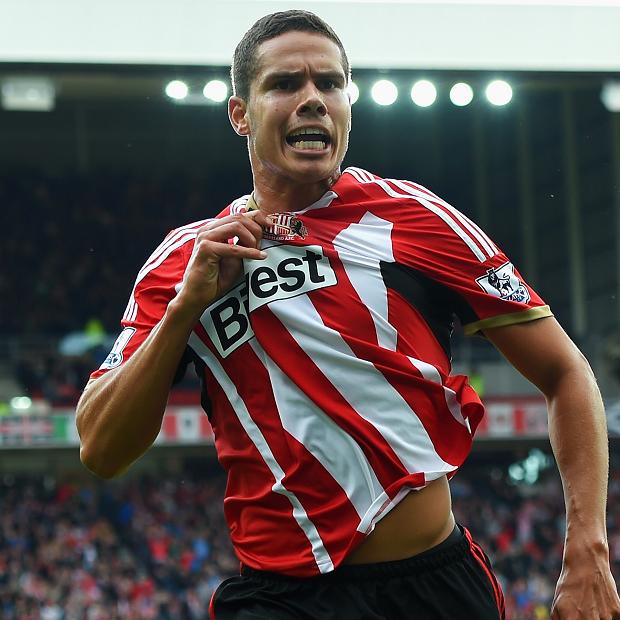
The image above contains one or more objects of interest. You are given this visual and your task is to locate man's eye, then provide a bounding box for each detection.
[318,79,337,90]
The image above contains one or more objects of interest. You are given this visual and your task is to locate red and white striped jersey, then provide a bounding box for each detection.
[92,167,551,576]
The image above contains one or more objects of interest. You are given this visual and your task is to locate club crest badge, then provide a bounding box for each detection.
[476,262,530,303]
[263,213,308,241]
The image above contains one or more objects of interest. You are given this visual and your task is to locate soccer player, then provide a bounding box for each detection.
[76,10,620,619]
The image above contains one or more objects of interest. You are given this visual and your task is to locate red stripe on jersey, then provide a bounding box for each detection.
[449,373,485,435]
[270,429,363,564]
[307,245,381,348]
[397,179,499,255]
[314,300,472,465]
[214,336,364,566]
[249,308,411,491]
[140,220,207,275]
[190,322,360,571]
[378,358,472,465]
[204,379,323,573]
[386,179,497,261]
[307,255,474,466]
[384,472,425,497]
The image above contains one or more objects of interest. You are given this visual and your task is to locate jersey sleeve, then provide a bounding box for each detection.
[90,226,198,380]
[389,182,552,336]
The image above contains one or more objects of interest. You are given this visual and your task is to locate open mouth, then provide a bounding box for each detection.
[285,128,331,151]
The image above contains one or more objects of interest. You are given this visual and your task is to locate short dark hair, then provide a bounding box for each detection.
[231,10,350,101]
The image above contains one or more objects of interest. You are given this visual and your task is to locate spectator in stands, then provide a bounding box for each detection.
[0,464,618,618]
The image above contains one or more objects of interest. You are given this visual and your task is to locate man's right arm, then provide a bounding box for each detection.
[76,297,203,479]
[76,211,268,479]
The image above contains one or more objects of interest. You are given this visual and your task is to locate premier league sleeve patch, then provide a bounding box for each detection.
[475,262,530,303]
[99,327,136,370]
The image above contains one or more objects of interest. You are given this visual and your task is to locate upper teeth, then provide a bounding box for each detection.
[288,128,328,138]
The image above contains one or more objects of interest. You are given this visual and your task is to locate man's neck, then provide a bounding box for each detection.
[251,172,340,215]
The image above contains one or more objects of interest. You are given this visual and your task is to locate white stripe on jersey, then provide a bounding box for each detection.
[332,212,471,430]
[250,341,385,520]
[230,195,250,215]
[343,168,366,184]
[356,478,451,536]
[392,179,499,259]
[357,485,408,535]
[296,190,339,214]
[187,332,335,574]
[123,220,209,322]
[124,231,199,322]
[140,219,211,281]
[333,212,397,351]
[345,167,374,184]
[406,357,470,431]
[268,295,455,478]
[372,179,488,262]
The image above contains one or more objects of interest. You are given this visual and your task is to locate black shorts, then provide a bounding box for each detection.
[209,524,506,619]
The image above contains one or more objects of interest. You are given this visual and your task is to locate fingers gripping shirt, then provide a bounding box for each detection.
[91,169,551,577]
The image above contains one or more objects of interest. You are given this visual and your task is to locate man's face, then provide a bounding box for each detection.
[239,30,351,186]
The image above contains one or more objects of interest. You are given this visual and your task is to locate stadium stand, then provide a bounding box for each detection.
[1,460,618,619]
[2,48,619,619]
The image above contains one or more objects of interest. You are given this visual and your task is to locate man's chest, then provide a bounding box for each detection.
[199,209,401,360]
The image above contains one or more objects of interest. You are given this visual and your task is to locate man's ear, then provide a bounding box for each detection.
[228,96,250,136]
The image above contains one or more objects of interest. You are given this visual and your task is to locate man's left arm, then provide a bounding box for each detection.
[484,316,620,619]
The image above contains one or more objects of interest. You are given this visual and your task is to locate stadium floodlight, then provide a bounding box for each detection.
[10,396,32,411]
[203,80,229,103]
[449,82,474,107]
[347,81,359,105]
[1,77,55,111]
[410,80,437,107]
[601,81,620,112]
[371,79,398,106]
[165,80,189,100]
[485,80,513,106]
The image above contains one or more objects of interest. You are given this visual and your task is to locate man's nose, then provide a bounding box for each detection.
[296,84,327,116]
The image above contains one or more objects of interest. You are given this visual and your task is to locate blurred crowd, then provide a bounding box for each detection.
[12,344,200,409]
[0,471,236,620]
[1,171,235,409]
[1,463,619,619]
[1,171,235,337]
[451,466,607,620]
[2,171,619,620]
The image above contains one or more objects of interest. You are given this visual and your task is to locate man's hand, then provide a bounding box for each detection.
[551,544,620,619]
[176,210,269,317]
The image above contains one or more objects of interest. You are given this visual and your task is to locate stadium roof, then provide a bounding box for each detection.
[1,0,620,71]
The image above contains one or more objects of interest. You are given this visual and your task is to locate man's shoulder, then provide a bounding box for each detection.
[339,167,446,216]
[162,218,213,247]
[342,167,442,200]
[158,194,252,254]
[141,218,213,272]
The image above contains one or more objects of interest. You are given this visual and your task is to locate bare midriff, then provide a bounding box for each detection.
[343,475,455,565]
